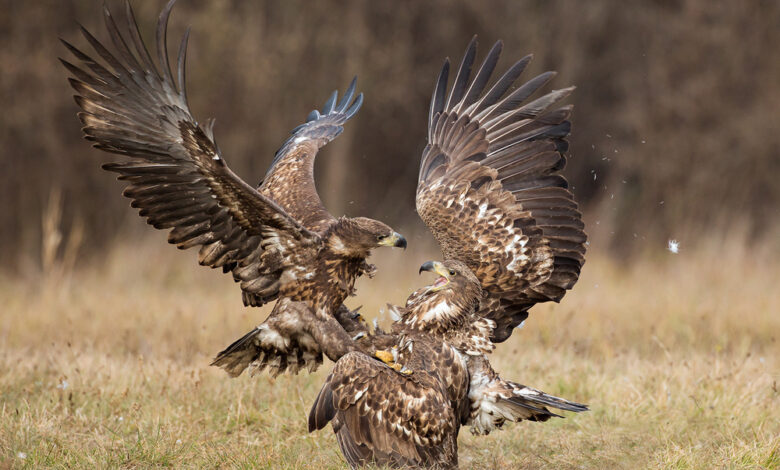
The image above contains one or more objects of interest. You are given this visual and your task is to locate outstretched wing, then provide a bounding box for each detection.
[259,79,363,234]
[416,38,587,342]
[467,356,588,435]
[309,351,457,468]
[62,0,320,307]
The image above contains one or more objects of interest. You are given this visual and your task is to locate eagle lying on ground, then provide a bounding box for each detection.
[62,0,407,375]
[309,260,588,469]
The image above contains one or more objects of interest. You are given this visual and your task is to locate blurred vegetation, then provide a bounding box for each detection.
[2,0,779,269]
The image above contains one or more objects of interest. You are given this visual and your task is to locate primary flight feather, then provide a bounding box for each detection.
[62,0,407,376]
[417,37,587,342]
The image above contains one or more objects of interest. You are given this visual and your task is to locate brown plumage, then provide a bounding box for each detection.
[310,260,587,469]
[309,345,466,469]
[308,36,591,467]
[416,37,587,342]
[61,0,406,377]
[313,38,591,468]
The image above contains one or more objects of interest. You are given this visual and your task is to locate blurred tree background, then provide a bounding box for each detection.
[1,0,778,270]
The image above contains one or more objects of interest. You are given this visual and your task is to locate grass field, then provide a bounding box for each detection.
[1,235,778,469]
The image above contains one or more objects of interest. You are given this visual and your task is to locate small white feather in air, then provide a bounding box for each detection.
[667,239,680,254]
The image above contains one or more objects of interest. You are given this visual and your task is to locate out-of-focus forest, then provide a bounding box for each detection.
[1,0,778,270]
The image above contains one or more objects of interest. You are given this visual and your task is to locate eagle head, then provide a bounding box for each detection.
[326,217,407,257]
[418,260,480,292]
[404,260,483,329]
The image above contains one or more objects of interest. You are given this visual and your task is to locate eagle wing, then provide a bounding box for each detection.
[416,38,587,342]
[308,351,459,468]
[467,356,588,435]
[62,0,320,307]
[259,79,363,234]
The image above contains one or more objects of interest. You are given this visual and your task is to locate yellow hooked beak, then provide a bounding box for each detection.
[378,231,407,249]
[419,260,452,291]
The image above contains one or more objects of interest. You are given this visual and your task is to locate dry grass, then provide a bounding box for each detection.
[0,234,778,469]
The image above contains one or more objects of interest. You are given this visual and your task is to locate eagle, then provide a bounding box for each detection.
[209,34,587,381]
[304,37,589,468]
[309,260,588,469]
[61,0,407,376]
[415,38,587,343]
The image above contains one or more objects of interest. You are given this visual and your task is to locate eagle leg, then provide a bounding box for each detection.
[373,348,413,375]
[373,349,395,364]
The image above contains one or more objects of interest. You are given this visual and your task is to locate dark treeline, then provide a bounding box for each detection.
[2,0,778,269]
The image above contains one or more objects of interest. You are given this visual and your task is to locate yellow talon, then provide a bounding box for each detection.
[374,350,395,364]
[389,362,412,375]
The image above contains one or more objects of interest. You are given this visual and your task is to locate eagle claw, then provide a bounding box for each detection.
[362,262,377,279]
[374,349,394,364]
[374,349,413,375]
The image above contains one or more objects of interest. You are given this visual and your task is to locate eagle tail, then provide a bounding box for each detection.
[210,326,264,377]
[211,322,325,378]
[211,301,327,378]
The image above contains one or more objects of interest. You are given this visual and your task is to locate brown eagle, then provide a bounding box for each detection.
[209,33,587,381]
[309,260,588,469]
[305,37,589,468]
[416,37,587,343]
[61,0,407,375]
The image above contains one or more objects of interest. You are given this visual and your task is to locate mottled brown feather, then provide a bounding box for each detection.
[63,1,402,380]
[63,1,323,311]
[259,78,363,234]
[309,349,463,469]
[417,38,587,342]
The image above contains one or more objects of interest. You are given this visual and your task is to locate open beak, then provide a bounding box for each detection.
[418,260,451,291]
[379,231,407,250]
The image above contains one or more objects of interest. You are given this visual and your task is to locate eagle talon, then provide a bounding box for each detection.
[363,263,378,279]
[374,349,395,365]
[374,350,412,375]
[388,362,412,375]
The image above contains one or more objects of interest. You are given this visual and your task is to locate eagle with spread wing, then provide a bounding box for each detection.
[307,38,589,468]
[417,37,587,343]
[309,260,587,469]
[61,0,407,376]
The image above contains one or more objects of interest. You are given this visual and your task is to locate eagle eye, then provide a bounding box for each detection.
[449,269,456,276]
[377,235,386,241]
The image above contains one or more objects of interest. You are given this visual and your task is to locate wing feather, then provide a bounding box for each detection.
[309,351,456,467]
[416,38,587,342]
[467,357,588,435]
[259,77,364,233]
[62,0,320,308]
